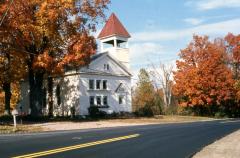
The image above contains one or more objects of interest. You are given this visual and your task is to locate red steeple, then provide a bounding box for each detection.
[98,13,131,39]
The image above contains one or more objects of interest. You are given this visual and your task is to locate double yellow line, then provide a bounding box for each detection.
[13,134,140,158]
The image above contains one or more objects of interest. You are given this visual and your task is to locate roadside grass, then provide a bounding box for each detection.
[0,114,217,124]
[106,115,217,124]
[0,124,43,134]
[0,115,217,133]
[33,115,219,132]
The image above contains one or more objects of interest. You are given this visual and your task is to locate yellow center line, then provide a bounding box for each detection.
[12,134,140,158]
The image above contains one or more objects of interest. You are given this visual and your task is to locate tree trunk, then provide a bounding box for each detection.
[28,64,35,116]
[3,82,11,115]
[28,60,44,117]
[3,52,11,115]
[233,62,239,79]
[28,70,44,116]
[163,89,167,108]
[47,77,53,117]
[35,72,44,115]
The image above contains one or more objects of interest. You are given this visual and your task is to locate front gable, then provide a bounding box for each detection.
[80,53,131,76]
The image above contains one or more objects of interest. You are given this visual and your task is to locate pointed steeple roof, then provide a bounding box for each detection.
[98,13,131,39]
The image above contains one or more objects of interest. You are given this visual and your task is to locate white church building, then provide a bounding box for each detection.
[20,13,132,116]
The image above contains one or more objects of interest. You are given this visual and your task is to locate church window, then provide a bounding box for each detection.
[96,96,101,105]
[104,64,110,70]
[89,96,95,106]
[103,96,108,106]
[117,40,127,48]
[96,80,101,89]
[103,40,114,49]
[119,95,124,105]
[103,80,107,90]
[89,79,94,90]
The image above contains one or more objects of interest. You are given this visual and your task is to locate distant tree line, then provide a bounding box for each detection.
[132,34,240,118]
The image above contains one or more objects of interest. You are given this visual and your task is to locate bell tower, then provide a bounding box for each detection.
[98,13,131,69]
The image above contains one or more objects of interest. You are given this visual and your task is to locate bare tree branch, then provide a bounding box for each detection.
[149,62,173,108]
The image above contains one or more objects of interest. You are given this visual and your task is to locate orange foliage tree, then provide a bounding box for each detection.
[0,83,21,114]
[0,0,110,116]
[174,35,234,115]
[0,13,27,115]
[225,33,240,102]
[225,33,240,79]
[0,53,26,115]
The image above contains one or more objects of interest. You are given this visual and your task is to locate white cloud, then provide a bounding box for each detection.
[129,18,240,84]
[129,42,165,84]
[132,18,240,42]
[129,42,164,67]
[186,0,240,10]
[184,18,204,25]
[130,42,163,58]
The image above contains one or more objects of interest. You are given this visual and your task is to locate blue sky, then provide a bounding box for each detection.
[96,0,240,78]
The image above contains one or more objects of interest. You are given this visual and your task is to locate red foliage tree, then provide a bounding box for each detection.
[174,35,234,113]
[225,33,240,79]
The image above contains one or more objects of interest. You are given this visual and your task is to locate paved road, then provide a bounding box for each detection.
[1,119,240,158]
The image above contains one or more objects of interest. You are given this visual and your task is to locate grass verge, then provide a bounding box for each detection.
[106,115,216,124]
[0,124,43,134]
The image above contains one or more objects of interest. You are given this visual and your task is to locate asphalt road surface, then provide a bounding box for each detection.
[1,119,240,158]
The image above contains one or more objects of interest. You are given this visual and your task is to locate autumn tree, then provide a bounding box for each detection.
[225,33,240,79]
[0,83,21,114]
[132,69,156,116]
[0,51,26,115]
[225,33,240,104]
[174,35,234,116]
[0,1,27,114]
[0,0,110,116]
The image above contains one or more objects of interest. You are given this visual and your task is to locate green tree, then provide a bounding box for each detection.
[133,69,156,116]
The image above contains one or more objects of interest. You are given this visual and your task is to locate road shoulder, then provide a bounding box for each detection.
[0,115,217,134]
[193,129,240,158]
[35,115,216,132]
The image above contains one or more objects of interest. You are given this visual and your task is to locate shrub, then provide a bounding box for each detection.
[0,115,12,124]
[70,106,76,118]
[177,106,194,116]
[214,111,226,118]
[134,105,154,117]
[119,112,134,118]
[163,105,178,115]
[88,106,107,118]
[88,106,99,118]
